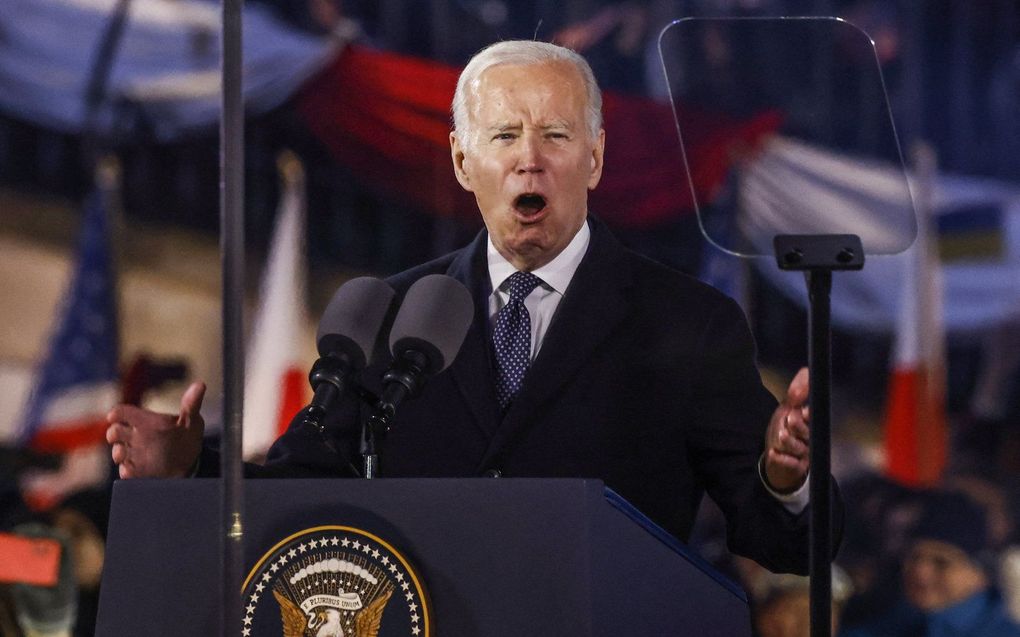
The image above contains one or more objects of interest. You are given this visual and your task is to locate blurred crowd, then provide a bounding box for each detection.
[692,469,1020,636]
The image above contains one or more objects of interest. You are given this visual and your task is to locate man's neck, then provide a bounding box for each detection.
[487,220,590,295]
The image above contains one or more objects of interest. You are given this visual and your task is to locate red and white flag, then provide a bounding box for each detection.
[883,145,947,486]
[243,153,311,459]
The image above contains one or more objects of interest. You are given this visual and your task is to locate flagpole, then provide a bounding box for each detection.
[220,0,245,633]
[81,0,132,168]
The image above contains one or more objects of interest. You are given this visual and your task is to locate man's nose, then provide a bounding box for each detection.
[515,134,544,173]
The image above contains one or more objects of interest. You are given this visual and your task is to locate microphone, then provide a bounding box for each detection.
[375,274,474,425]
[303,277,396,433]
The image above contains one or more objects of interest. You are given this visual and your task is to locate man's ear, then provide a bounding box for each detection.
[450,132,473,192]
[587,128,606,190]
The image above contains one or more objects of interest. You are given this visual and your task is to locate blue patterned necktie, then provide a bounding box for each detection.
[492,271,544,410]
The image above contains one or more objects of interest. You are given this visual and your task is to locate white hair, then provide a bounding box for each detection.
[451,40,603,148]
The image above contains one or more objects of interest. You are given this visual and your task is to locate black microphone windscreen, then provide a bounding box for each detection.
[317,277,396,368]
[389,274,473,374]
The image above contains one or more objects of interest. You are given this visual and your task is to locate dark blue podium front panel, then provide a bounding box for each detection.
[97,479,750,636]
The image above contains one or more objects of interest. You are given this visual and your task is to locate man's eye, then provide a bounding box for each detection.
[493,133,516,141]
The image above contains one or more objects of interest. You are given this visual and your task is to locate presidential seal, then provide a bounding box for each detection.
[242,526,431,637]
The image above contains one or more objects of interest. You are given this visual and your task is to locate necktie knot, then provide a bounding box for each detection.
[505,271,543,302]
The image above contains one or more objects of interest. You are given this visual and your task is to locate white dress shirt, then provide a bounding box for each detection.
[486,220,591,361]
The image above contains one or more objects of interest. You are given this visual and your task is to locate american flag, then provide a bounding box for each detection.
[18,189,119,456]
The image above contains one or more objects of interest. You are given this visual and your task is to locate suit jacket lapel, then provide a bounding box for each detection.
[478,217,634,469]
[444,231,502,438]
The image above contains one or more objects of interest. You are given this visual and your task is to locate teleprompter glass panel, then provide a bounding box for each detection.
[658,17,916,258]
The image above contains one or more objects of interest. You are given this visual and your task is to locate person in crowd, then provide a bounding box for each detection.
[840,490,1020,637]
[753,564,853,637]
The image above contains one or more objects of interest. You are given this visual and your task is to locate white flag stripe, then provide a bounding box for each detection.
[39,382,119,428]
[0,0,338,140]
[243,157,311,459]
[62,0,219,28]
[742,136,1020,333]
[20,445,111,509]
[739,136,915,253]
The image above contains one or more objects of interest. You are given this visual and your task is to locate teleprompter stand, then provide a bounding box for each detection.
[773,233,865,637]
[659,15,915,637]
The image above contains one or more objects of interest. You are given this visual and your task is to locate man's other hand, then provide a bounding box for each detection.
[105,381,206,479]
[764,368,810,493]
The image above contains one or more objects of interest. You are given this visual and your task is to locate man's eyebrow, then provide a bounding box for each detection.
[485,121,573,132]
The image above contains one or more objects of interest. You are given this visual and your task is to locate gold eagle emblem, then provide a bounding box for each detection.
[274,587,393,637]
[243,527,429,637]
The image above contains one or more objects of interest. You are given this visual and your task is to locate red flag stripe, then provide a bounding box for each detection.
[29,417,108,453]
[276,367,309,438]
[883,367,947,486]
[296,45,782,228]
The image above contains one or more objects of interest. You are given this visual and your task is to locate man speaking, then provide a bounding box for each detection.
[107,40,840,574]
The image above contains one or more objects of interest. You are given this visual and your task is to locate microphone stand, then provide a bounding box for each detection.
[360,351,430,478]
[772,234,863,637]
[302,356,352,434]
[361,414,382,479]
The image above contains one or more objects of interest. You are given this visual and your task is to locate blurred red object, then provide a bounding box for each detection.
[0,532,61,587]
[297,45,781,229]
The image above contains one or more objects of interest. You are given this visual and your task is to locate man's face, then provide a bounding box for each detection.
[902,539,988,612]
[451,61,605,271]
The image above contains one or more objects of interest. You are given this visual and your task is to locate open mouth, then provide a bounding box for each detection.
[513,193,547,216]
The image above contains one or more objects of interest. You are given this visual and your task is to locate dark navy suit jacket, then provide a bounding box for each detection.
[209,216,841,574]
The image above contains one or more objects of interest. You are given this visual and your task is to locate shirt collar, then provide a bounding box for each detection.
[487,219,591,295]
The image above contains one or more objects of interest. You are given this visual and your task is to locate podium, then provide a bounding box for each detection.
[96,479,750,636]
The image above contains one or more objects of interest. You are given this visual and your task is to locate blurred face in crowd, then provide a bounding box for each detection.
[451,60,605,271]
[755,589,841,637]
[903,539,988,611]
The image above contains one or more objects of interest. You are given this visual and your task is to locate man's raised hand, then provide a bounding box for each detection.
[106,381,206,479]
[763,367,811,493]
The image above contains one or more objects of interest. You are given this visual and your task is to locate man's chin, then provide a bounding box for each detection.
[502,236,557,270]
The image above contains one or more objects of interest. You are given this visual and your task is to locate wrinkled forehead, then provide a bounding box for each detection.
[467,61,589,123]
